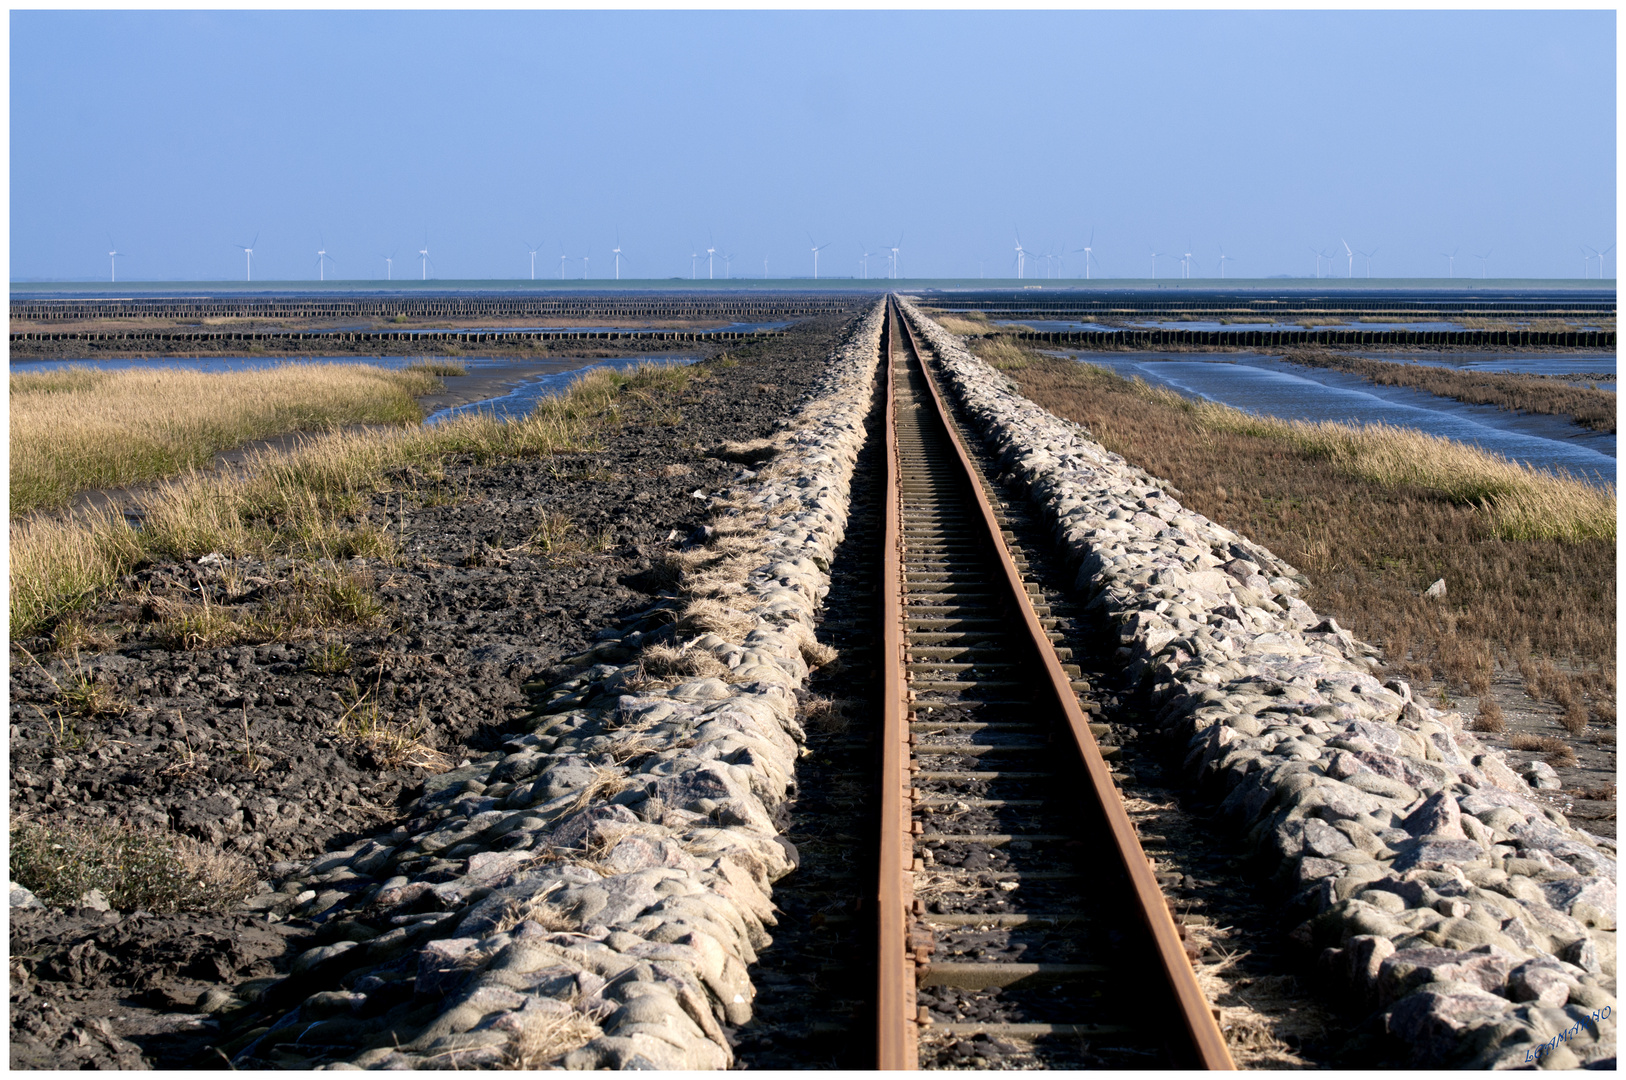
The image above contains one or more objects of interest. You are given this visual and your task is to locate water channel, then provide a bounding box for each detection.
[1056,351,1616,487]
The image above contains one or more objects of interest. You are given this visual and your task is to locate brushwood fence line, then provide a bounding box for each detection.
[1016,327,1616,350]
[10,327,786,347]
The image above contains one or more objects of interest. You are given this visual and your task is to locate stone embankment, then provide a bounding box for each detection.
[898,297,1616,1070]
[215,299,885,1069]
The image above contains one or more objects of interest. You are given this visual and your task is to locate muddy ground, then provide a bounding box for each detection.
[8,308,861,1069]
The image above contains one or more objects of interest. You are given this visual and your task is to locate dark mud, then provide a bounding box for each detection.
[8,307,864,1069]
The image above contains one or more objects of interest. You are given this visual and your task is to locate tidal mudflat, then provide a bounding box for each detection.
[1060,350,1616,485]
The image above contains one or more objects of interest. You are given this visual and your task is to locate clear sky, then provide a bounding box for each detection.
[10,10,1617,282]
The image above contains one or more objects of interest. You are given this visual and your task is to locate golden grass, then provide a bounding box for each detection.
[968,340,1614,718]
[932,312,997,337]
[404,359,468,376]
[10,362,444,516]
[1043,357,1614,543]
[10,361,695,639]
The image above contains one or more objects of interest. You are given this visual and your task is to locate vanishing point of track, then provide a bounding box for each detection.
[874,297,1233,1069]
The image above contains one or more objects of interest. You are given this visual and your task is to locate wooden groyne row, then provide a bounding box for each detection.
[11,297,860,321]
[1016,327,1617,349]
[9,327,786,346]
[943,297,1616,317]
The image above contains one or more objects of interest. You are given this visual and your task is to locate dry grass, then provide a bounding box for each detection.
[677,598,758,640]
[801,695,850,734]
[1455,316,1615,333]
[404,359,467,376]
[787,622,839,669]
[561,767,633,817]
[637,642,732,682]
[143,563,385,651]
[11,361,692,640]
[502,1002,605,1069]
[524,511,611,563]
[965,342,1615,719]
[1508,732,1581,767]
[932,312,997,337]
[1282,348,1617,434]
[331,691,452,772]
[10,363,443,516]
[9,819,256,912]
[1470,697,1507,734]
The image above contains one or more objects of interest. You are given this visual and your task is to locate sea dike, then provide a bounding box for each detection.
[226,300,885,1069]
[897,297,1615,1070]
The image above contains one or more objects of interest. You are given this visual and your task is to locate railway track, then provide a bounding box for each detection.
[874,297,1233,1069]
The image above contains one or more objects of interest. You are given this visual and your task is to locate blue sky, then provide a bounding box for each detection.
[10,10,1616,282]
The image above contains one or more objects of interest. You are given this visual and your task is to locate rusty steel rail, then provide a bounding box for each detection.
[876,302,916,1069]
[875,295,1234,1069]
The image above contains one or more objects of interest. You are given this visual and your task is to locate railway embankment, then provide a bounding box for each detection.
[179,300,885,1068]
[898,297,1616,1069]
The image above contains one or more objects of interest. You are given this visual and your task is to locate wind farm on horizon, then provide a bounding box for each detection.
[62,226,1617,288]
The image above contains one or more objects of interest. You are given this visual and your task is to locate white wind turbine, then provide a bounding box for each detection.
[1309,246,1330,278]
[707,238,717,280]
[1181,242,1197,278]
[1581,245,1596,279]
[581,254,591,278]
[612,234,625,281]
[690,249,700,280]
[1072,229,1096,279]
[1592,244,1616,279]
[559,249,570,279]
[1442,248,1458,278]
[315,244,336,281]
[107,238,119,282]
[1342,238,1355,278]
[381,252,396,280]
[859,245,873,279]
[1357,247,1378,277]
[525,241,542,281]
[1149,249,1163,278]
[1473,249,1492,279]
[1217,248,1235,278]
[419,237,432,281]
[807,234,832,279]
[721,251,733,279]
[236,232,259,282]
[888,233,903,279]
[1014,233,1028,280]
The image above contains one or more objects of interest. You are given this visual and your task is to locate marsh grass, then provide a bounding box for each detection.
[932,312,996,337]
[10,819,256,912]
[1025,350,1615,544]
[405,359,468,376]
[11,361,690,640]
[1282,348,1617,434]
[11,363,444,516]
[963,339,1615,719]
